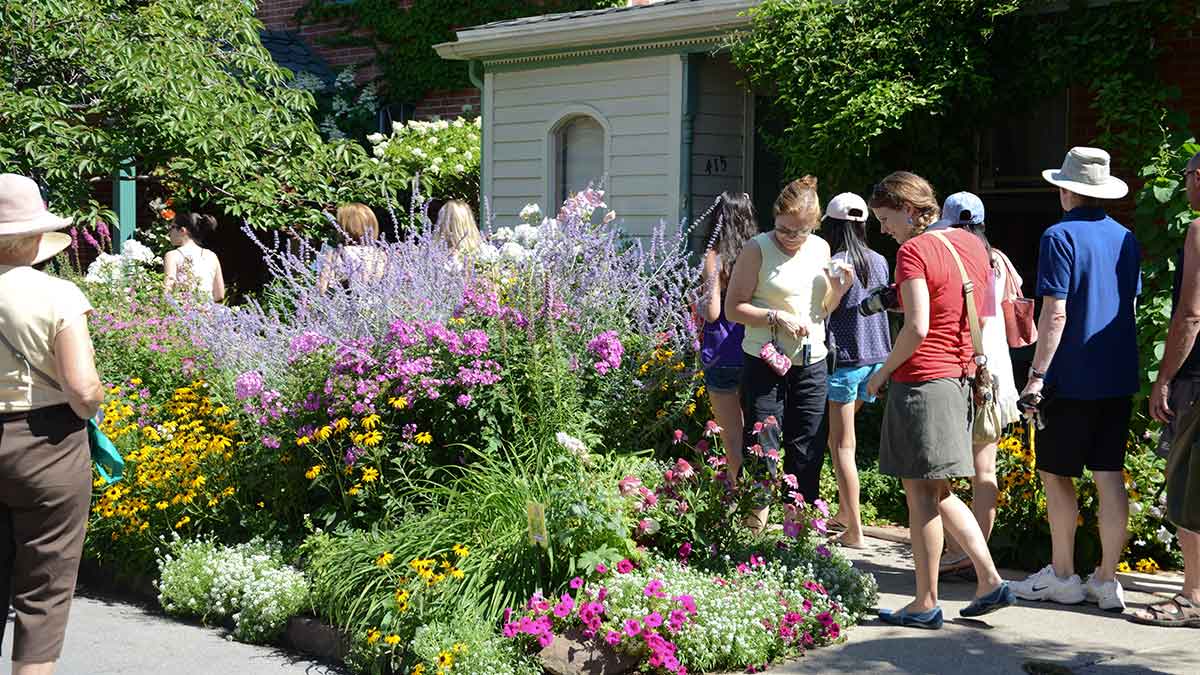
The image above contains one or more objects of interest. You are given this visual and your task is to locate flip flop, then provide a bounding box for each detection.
[1127,594,1200,627]
[938,553,973,579]
[825,520,848,534]
[826,530,867,549]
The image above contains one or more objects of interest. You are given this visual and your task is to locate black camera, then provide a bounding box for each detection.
[858,284,899,316]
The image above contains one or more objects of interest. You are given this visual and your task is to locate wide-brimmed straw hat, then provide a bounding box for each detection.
[0,173,73,264]
[1041,147,1128,200]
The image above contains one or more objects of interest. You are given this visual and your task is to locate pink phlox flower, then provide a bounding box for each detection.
[644,579,667,598]
[643,611,663,629]
[616,559,634,574]
[605,630,621,646]
[624,619,641,637]
[595,563,608,575]
[569,576,584,590]
[553,594,575,618]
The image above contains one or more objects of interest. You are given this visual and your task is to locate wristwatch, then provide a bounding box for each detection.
[1028,368,1046,381]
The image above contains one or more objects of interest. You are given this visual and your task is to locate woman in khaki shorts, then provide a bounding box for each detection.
[0,174,103,675]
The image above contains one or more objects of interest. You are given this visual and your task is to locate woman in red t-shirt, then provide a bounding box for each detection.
[864,171,1014,628]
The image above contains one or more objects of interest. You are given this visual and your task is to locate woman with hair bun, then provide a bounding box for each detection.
[698,191,758,484]
[725,176,855,530]
[164,212,225,302]
[865,171,1013,628]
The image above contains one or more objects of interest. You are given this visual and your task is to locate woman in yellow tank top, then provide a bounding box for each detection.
[725,176,855,531]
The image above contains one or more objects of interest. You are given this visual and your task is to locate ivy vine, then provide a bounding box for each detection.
[298,0,623,105]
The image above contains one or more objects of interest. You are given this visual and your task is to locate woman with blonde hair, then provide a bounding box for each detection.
[435,199,482,255]
[725,177,855,528]
[318,202,386,293]
[0,174,104,675]
[865,171,1013,627]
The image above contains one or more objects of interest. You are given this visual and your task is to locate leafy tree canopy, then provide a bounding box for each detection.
[0,0,389,234]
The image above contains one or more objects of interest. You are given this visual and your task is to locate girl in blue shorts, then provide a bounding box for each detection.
[698,192,758,482]
[823,193,893,548]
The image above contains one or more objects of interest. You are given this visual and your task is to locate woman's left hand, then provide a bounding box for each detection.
[830,260,856,289]
[866,368,889,398]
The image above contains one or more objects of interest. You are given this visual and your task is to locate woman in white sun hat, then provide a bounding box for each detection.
[0,174,103,675]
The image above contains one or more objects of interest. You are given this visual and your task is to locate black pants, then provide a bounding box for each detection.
[741,355,827,503]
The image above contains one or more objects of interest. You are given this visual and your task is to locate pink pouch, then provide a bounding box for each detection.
[759,341,792,376]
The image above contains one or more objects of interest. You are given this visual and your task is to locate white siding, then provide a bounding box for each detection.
[689,54,748,231]
[485,56,681,237]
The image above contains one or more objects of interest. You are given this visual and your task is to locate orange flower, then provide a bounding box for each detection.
[161,208,176,221]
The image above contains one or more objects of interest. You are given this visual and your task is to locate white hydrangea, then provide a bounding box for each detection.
[492,226,515,243]
[121,239,157,265]
[477,243,500,263]
[452,118,465,127]
[372,143,389,158]
[412,147,426,158]
[499,242,528,262]
[453,164,465,174]
[513,223,539,247]
[366,132,386,144]
[519,204,542,222]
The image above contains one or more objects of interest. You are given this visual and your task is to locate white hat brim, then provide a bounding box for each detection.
[0,212,73,237]
[1041,169,1129,200]
[32,232,72,265]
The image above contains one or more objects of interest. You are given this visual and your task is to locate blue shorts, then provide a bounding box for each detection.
[828,363,883,403]
[703,366,742,393]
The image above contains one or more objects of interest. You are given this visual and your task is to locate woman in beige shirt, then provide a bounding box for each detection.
[0,174,103,675]
[725,176,854,529]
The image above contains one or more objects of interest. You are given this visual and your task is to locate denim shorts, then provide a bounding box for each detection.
[827,363,884,403]
[703,366,742,393]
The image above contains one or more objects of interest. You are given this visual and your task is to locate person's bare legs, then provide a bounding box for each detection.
[708,388,745,483]
[943,440,999,560]
[901,478,944,613]
[1181,528,1200,604]
[14,661,57,675]
[938,487,1007,598]
[828,400,864,547]
[1040,470,1079,578]
[1090,470,1129,582]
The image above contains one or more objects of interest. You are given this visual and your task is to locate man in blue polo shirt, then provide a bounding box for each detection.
[1012,147,1141,613]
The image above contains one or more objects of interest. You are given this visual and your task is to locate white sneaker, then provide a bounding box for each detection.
[1010,565,1087,604]
[1084,574,1126,612]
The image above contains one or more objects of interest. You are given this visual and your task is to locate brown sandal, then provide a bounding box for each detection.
[1128,595,1200,628]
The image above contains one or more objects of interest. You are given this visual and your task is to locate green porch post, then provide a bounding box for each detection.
[113,163,136,252]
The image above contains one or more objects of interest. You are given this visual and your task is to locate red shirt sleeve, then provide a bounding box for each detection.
[895,239,926,285]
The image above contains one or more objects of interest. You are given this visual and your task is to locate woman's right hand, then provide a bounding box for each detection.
[774,310,808,338]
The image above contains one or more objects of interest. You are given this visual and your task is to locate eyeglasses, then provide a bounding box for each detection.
[1182,168,1200,181]
[775,225,811,240]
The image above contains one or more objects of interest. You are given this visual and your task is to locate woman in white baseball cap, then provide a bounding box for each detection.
[0,173,103,674]
[822,192,893,549]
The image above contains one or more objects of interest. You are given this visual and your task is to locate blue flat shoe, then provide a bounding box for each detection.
[961,582,1017,618]
[878,606,944,629]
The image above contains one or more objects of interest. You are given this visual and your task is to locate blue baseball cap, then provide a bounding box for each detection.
[929,191,985,231]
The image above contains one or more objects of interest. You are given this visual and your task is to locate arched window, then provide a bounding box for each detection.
[554,115,605,203]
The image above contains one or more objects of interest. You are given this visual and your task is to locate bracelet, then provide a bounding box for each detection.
[766,310,776,327]
[1028,368,1045,381]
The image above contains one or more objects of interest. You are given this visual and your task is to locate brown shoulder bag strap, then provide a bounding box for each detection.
[930,231,986,364]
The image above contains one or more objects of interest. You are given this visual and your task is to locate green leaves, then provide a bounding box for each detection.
[0,0,379,234]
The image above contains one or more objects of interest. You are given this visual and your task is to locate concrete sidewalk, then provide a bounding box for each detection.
[3,587,346,675]
[777,538,1200,674]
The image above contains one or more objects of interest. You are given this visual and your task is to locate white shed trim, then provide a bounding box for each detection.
[434,0,758,63]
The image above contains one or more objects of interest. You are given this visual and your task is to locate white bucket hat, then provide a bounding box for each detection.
[0,173,73,264]
[1041,147,1128,200]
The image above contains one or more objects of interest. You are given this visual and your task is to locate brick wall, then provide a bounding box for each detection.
[413,88,481,120]
[257,0,379,78]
